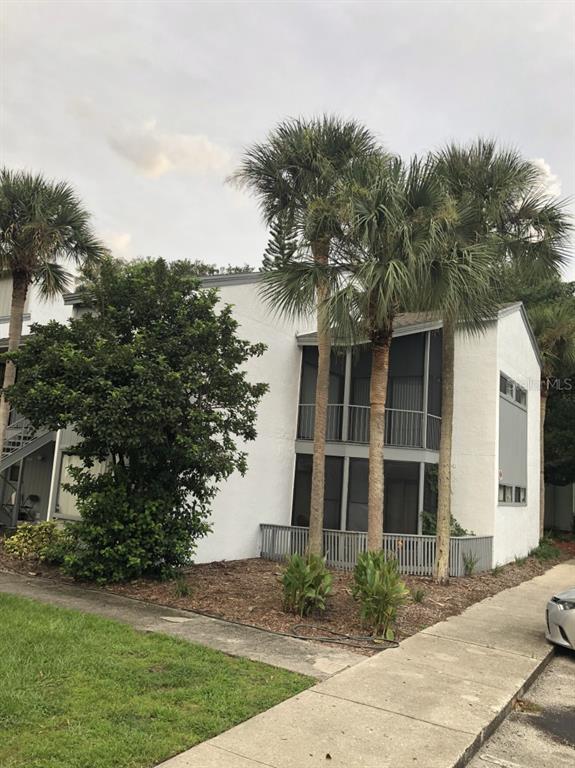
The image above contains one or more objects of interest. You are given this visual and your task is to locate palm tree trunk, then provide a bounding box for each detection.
[367,334,391,552]
[434,319,454,584]
[539,389,548,540]
[0,271,29,452]
[308,240,330,556]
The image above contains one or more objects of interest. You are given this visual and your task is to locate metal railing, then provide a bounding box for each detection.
[297,404,441,450]
[260,524,493,577]
[1,416,41,458]
[426,414,441,451]
[297,404,344,441]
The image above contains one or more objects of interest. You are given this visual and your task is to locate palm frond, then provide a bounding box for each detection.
[33,261,74,299]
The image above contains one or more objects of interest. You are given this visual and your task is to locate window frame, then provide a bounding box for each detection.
[499,371,527,411]
[498,483,527,507]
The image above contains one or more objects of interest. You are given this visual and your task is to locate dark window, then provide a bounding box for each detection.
[347,458,369,531]
[346,459,419,534]
[499,374,513,398]
[498,484,513,503]
[515,385,527,407]
[291,454,343,530]
[427,330,442,417]
[384,461,419,534]
[514,486,526,503]
[298,347,346,406]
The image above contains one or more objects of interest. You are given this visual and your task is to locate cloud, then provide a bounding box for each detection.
[531,158,562,198]
[107,119,232,178]
[103,230,133,258]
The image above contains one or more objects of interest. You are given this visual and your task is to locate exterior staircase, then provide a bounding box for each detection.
[0,417,55,474]
[0,417,55,530]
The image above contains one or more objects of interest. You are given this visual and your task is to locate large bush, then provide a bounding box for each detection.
[6,259,267,582]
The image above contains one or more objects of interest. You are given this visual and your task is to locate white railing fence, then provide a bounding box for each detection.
[260,524,493,577]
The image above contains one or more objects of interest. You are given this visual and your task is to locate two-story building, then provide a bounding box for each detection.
[0,272,542,572]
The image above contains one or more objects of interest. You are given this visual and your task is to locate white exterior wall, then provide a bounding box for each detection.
[493,310,541,565]
[194,280,308,563]
[451,323,499,538]
[0,277,74,341]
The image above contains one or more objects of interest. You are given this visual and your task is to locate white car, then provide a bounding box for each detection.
[546,587,575,650]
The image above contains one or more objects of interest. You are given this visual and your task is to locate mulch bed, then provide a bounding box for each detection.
[2,539,573,655]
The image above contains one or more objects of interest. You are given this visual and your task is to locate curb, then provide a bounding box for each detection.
[454,645,556,767]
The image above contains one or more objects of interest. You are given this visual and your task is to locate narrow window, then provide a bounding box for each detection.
[515,385,527,407]
[514,486,526,503]
[498,484,513,503]
[499,374,513,397]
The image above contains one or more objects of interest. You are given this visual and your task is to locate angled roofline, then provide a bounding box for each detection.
[497,301,543,368]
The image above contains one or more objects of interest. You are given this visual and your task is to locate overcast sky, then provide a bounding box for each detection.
[1,1,574,278]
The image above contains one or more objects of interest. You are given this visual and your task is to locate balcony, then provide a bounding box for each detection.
[297,403,441,450]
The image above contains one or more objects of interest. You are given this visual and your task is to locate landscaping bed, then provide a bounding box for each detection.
[2,538,572,654]
[0,593,311,768]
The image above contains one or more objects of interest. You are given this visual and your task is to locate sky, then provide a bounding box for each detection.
[1,0,574,278]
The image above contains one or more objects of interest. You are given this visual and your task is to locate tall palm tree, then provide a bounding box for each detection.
[0,169,107,450]
[328,155,451,551]
[232,116,378,555]
[432,140,571,582]
[527,300,575,536]
[263,154,459,551]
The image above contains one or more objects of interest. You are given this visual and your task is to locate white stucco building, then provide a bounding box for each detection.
[0,272,542,570]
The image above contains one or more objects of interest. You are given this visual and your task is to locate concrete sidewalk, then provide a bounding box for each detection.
[156,559,575,768]
[0,570,361,679]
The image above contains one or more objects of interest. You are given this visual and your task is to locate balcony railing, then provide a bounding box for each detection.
[261,523,493,577]
[297,404,441,450]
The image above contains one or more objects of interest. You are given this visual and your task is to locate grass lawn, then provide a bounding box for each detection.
[0,593,312,768]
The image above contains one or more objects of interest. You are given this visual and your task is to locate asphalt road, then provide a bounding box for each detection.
[468,650,575,768]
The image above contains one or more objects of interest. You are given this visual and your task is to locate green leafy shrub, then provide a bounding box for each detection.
[529,537,560,562]
[352,552,410,639]
[421,510,474,537]
[281,553,332,617]
[3,522,70,563]
[514,555,527,566]
[60,469,211,583]
[462,551,479,576]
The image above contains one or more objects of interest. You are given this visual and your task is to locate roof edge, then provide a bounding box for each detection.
[64,271,262,305]
[497,302,542,368]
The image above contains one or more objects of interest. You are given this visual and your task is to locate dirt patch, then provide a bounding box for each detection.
[1,542,570,655]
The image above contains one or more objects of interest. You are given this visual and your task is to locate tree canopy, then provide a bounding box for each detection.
[6,258,267,581]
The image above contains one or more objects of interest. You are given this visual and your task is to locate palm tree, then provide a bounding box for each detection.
[526,300,575,536]
[232,116,378,555]
[432,140,571,582]
[328,155,451,551]
[0,169,107,449]
[263,154,458,550]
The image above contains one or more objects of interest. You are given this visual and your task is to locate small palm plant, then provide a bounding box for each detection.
[352,551,410,639]
[281,553,333,617]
